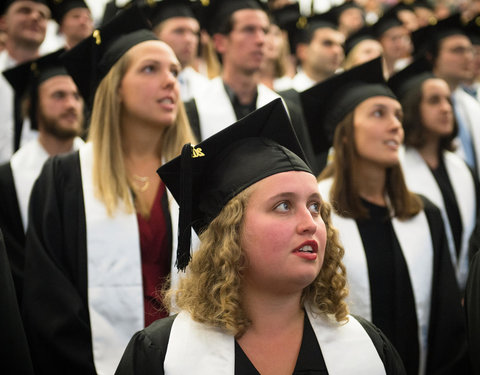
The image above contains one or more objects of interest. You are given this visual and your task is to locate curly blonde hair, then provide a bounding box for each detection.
[165,183,349,337]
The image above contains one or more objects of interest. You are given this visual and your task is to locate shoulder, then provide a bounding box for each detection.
[141,315,177,348]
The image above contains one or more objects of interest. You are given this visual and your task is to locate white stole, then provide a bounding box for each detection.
[401,148,475,289]
[195,77,282,140]
[164,308,385,374]
[319,178,433,375]
[10,137,84,231]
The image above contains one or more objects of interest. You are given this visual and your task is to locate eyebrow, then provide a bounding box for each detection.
[267,191,322,202]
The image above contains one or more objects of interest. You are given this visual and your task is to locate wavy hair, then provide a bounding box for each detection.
[319,112,423,220]
[87,42,196,216]
[165,183,349,337]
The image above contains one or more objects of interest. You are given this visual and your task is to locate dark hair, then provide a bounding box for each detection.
[402,78,457,152]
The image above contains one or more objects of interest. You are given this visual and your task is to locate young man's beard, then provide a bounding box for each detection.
[38,110,83,140]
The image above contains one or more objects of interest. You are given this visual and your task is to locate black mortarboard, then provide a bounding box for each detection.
[0,0,48,15]
[60,4,158,107]
[344,24,376,56]
[2,48,68,131]
[270,2,300,30]
[411,0,434,10]
[157,98,312,270]
[372,9,404,38]
[47,0,89,24]
[387,56,433,101]
[201,0,264,36]
[300,57,396,156]
[330,1,364,23]
[411,13,466,56]
[143,0,197,29]
[465,15,480,45]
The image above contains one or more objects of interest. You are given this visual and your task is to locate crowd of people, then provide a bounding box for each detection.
[0,0,479,374]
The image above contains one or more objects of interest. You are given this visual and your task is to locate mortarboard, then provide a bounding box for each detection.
[411,0,434,10]
[411,13,466,56]
[0,0,48,15]
[372,8,404,38]
[143,0,197,29]
[300,57,396,156]
[60,4,158,107]
[270,2,300,30]
[157,98,312,270]
[465,15,480,46]
[47,0,89,24]
[330,1,364,22]
[201,0,264,36]
[344,24,376,56]
[387,56,434,101]
[2,48,69,131]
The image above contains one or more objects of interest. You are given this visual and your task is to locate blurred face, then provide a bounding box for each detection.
[37,75,83,139]
[119,40,181,128]
[60,7,93,48]
[263,23,284,62]
[155,17,200,68]
[379,25,411,61]
[241,171,326,295]
[301,27,344,79]
[420,78,454,138]
[350,39,383,67]
[338,7,364,36]
[215,9,269,74]
[1,0,50,48]
[434,35,474,87]
[397,9,418,31]
[414,6,435,28]
[353,96,404,168]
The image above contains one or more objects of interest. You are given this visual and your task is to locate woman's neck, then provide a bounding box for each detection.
[417,137,441,169]
[356,162,387,206]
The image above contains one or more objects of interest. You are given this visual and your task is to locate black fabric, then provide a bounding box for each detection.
[234,313,327,374]
[430,155,463,258]
[356,199,419,375]
[224,82,258,120]
[0,229,34,375]
[0,162,26,305]
[419,196,470,375]
[465,251,480,374]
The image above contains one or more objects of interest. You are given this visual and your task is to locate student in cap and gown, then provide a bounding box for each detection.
[465,237,480,374]
[0,48,85,305]
[0,229,34,375]
[301,57,469,375]
[182,0,319,174]
[143,0,210,102]
[21,5,196,374]
[389,57,479,292]
[115,98,407,375]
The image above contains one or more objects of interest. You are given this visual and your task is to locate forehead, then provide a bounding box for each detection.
[439,34,471,49]
[312,27,344,43]
[356,95,401,110]
[231,8,269,28]
[249,171,318,199]
[160,16,199,31]
[7,0,50,15]
[421,78,450,94]
[127,40,179,64]
[39,75,77,93]
[64,7,91,18]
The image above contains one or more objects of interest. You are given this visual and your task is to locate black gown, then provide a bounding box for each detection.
[466,250,480,374]
[115,313,407,375]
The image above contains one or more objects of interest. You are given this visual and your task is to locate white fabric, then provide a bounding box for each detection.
[10,137,84,231]
[0,50,17,163]
[319,178,434,375]
[178,66,210,102]
[452,87,480,175]
[164,308,386,374]
[292,70,317,92]
[194,77,282,140]
[401,148,475,290]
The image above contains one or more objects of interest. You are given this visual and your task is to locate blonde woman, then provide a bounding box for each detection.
[22,6,195,375]
[116,99,406,374]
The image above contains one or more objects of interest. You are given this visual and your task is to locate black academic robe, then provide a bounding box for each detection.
[0,229,34,375]
[0,162,25,305]
[115,313,406,375]
[466,250,480,374]
[21,151,174,375]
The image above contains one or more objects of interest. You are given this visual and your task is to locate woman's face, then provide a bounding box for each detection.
[263,23,284,61]
[119,40,181,128]
[420,78,454,139]
[351,39,383,67]
[353,96,404,168]
[240,171,326,295]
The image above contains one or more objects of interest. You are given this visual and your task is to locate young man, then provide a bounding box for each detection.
[0,0,51,163]
[0,48,84,305]
[184,0,318,173]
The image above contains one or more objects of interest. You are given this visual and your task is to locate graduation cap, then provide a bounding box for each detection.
[157,98,312,270]
[2,49,68,147]
[330,1,364,23]
[300,57,396,156]
[411,0,434,10]
[47,0,89,24]
[372,8,404,38]
[143,0,198,29]
[387,56,433,101]
[270,2,300,30]
[0,0,48,15]
[411,12,468,57]
[201,0,264,36]
[465,15,480,45]
[60,4,158,107]
[344,24,376,56]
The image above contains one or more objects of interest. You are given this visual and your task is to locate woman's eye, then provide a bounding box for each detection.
[274,202,290,212]
[171,68,179,77]
[142,65,155,73]
[309,202,321,215]
[373,109,383,117]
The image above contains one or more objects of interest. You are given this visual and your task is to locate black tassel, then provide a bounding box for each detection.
[177,143,193,271]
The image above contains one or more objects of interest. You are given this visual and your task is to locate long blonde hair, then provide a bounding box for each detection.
[165,184,349,337]
[87,43,195,216]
